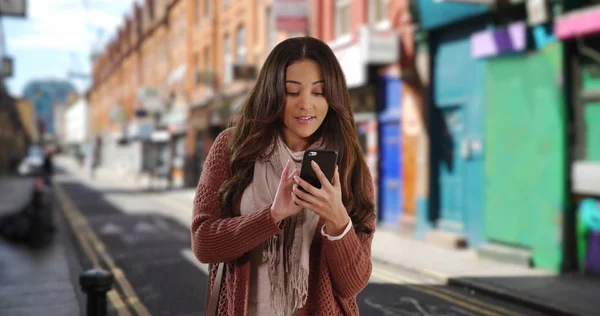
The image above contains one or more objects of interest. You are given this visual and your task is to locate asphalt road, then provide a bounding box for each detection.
[54,171,551,316]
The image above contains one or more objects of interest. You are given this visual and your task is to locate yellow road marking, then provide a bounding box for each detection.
[54,183,149,316]
[371,267,530,316]
[372,266,525,316]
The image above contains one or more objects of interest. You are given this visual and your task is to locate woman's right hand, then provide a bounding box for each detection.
[270,159,303,224]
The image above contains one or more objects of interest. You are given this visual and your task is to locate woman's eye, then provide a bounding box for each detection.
[286,92,300,96]
[313,92,323,96]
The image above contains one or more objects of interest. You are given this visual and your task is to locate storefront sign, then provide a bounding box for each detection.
[359,27,400,64]
[274,0,308,32]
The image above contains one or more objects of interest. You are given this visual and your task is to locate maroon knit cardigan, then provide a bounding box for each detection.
[191,128,375,315]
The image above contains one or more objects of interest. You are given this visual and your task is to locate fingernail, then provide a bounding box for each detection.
[311,161,316,166]
[293,176,299,182]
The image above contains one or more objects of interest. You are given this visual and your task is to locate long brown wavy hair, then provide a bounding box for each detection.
[220,37,375,234]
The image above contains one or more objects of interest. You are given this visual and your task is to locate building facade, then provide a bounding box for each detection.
[311,0,401,227]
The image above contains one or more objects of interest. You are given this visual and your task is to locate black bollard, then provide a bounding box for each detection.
[79,269,114,316]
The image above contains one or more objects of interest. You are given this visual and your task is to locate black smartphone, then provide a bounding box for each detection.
[298,149,338,194]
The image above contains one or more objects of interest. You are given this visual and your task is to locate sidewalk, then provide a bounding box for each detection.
[0,176,82,315]
[58,156,600,316]
[372,230,599,316]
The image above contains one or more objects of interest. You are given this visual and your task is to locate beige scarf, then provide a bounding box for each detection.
[240,136,323,316]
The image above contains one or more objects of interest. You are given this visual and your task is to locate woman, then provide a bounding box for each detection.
[191,36,376,316]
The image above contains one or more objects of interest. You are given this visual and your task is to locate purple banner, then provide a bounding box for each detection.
[471,22,527,59]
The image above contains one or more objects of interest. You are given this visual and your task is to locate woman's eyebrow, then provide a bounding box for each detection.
[285,80,325,85]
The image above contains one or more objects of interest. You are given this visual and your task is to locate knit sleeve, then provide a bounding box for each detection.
[323,173,376,298]
[190,128,282,264]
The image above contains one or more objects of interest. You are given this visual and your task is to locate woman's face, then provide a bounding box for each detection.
[282,59,329,151]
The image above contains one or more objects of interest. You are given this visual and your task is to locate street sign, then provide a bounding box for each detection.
[0,0,26,17]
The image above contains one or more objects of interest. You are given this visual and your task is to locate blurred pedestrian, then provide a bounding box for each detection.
[191,37,376,316]
[42,148,53,185]
[90,137,101,179]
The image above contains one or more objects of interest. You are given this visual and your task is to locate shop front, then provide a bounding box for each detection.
[331,25,400,225]
[160,91,189,189]
[556,4,600,273]
[186,103,211,187]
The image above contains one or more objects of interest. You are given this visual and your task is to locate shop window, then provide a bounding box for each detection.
[335,0,351,39]
[236,25,246,64]
[204,0,211,19]
[369,0,388,25]
[266,7,275,51]
[223,34,232,84]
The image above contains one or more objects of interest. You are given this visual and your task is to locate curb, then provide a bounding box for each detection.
[447,278,578,316]
[371,255,449,283]
[371,254,578,316]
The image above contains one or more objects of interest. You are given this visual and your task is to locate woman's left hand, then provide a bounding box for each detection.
[292,161,350,236]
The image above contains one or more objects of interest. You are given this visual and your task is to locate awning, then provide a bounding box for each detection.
[160,110,186,126]
[555,5,600,40]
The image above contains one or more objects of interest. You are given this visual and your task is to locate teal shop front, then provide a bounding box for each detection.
[417,0,489,246]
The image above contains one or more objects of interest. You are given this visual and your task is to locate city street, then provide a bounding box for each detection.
[52,160,551,316]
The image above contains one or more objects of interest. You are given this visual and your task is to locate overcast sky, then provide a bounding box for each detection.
[3,0,140,97]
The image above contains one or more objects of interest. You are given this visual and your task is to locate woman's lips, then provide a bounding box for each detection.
[294,116,315,125]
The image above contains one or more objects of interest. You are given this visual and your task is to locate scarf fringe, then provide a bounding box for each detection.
[269,266,310,316]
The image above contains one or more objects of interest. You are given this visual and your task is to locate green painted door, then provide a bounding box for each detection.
[484,42,566,271]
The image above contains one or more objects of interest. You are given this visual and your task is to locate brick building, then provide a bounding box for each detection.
[88,0,190,186]
[310,0,404,228]
[90,0,404,192]
[184,0,299,186]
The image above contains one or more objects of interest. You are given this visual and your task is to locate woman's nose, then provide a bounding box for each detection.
[297,92,312,110]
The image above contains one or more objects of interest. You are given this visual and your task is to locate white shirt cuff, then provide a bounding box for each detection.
[321,218,353,241]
